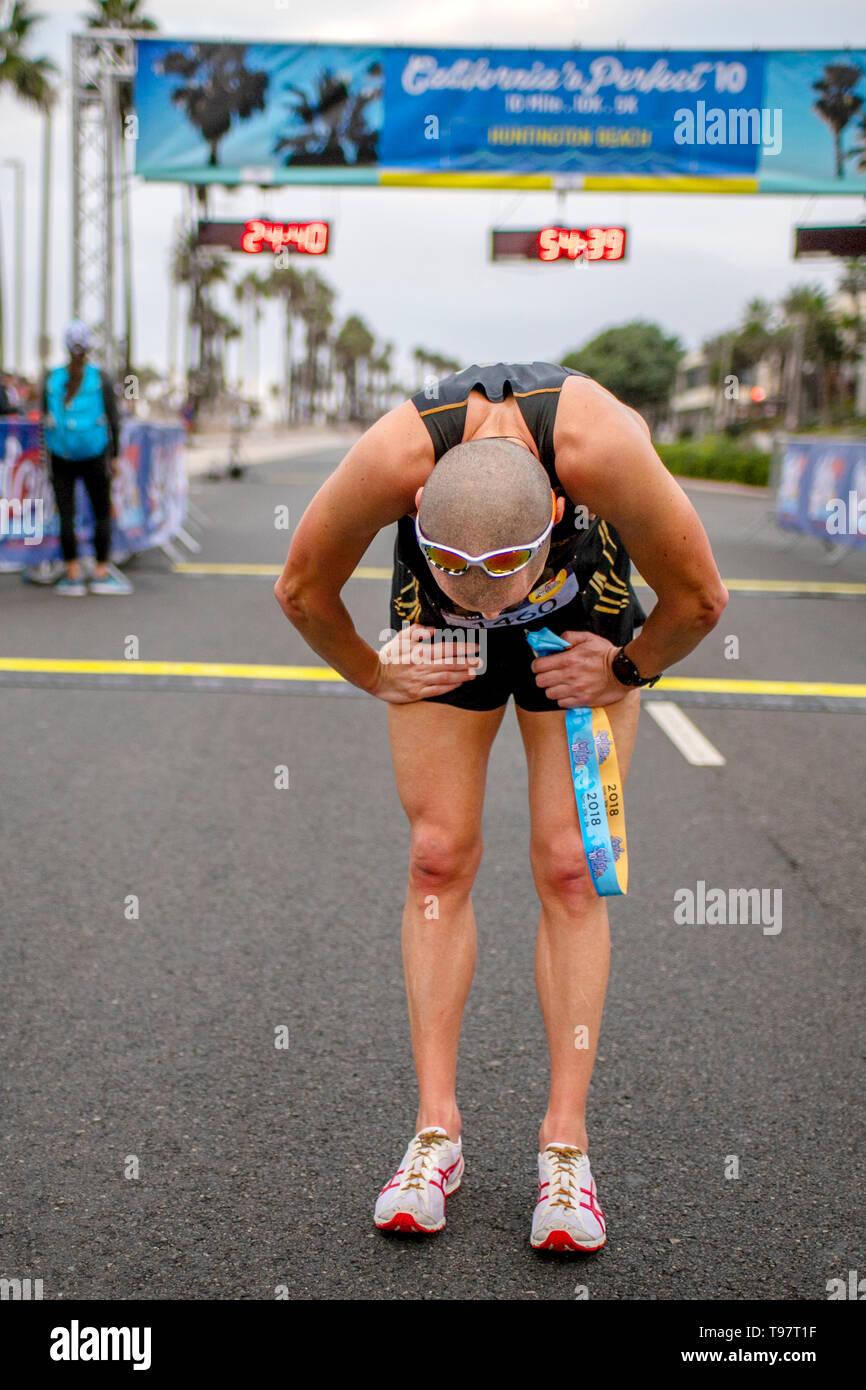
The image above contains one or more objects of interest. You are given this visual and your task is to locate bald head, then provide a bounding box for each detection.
[418,437,551,552]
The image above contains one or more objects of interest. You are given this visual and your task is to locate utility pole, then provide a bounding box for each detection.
[39,106,53,375]
[714,332,735,430]
[0,196,5,369]
[1,159,25,371]
[784,313,806,432]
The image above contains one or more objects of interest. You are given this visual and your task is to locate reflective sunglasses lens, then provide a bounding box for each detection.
[426,545,469,573]
[484,549,533,575]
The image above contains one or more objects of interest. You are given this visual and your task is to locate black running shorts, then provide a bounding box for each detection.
[387,549,646,713]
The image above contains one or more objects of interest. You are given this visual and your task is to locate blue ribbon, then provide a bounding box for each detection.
[525,627,627,897]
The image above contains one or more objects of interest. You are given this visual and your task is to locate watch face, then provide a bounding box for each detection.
[614,651,643,686]
[613,652,634,685]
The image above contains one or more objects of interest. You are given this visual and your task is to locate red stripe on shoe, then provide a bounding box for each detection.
[376,1212,441,1234]
[533,1228,606,1252]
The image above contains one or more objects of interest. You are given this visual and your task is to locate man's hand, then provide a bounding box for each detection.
[370,624,482,704]
[530,630,630,708]
[108,456,120,477]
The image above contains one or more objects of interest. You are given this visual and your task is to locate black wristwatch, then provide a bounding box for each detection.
[611,645,661,688]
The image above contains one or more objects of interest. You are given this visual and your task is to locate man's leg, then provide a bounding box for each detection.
[387,699,507,1142]
[515,690,642,1152]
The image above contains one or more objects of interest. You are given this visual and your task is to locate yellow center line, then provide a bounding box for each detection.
[0,657,864,698]
[0,657,345,681]
[172,562,392,578]
[171,563,866,595]
[632,575,866,596]
[259,472,339,485]
[658,677,866,698]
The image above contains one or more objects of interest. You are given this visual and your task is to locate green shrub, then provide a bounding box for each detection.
[657,437,771,487]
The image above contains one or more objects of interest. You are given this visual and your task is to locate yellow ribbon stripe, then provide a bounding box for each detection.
[593,707,628,895]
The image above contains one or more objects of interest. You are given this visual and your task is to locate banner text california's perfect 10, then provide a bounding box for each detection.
[133,42,866,192]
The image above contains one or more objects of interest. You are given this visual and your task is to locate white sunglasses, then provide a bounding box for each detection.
[415,492,557,576]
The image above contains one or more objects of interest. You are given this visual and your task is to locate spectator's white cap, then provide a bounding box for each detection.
[65,319,93,352]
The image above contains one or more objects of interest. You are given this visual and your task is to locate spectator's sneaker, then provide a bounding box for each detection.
[55,575,87,597]
[374,1126,463,1234]
[89,565,133,595]
[531,1143,606,1252]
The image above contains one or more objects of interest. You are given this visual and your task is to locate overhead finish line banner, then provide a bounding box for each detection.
[133,42,866,192]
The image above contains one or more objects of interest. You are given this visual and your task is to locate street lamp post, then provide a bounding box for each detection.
[39,106,54,375]
[0,197,5,370]
[1,158,25,372]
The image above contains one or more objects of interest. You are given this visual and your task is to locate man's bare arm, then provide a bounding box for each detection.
[556,387,728,677]
[274,402,431,692]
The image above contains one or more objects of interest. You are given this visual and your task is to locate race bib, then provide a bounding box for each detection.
[439,565,580,629]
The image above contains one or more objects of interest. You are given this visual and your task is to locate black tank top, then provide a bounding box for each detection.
[411,360,586,475]
[392,360,646,634]
[399,361,582,606]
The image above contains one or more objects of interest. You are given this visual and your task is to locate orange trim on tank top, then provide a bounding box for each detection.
[417,384,563,417]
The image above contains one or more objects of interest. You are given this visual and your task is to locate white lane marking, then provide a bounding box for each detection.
[644,701,726,766]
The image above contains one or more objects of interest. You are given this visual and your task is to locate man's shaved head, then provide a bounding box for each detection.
[415,436,557,619]
[418,437,551,553]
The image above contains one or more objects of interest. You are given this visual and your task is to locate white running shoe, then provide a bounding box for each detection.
[374,1126,464,1234]
[530,1143,607,1252]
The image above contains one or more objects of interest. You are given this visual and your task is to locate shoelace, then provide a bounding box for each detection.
[546,1145,586,1211]
[400,1130,449,1192]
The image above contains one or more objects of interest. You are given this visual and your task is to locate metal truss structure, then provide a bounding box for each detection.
[70,30,137,379]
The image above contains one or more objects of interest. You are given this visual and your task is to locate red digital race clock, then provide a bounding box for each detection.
[538,226,626,260]
[241,220,329,255]
[196,220,330,255]
[491,227,627,262]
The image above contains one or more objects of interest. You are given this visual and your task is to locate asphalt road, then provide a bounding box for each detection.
[1,448,864,1301]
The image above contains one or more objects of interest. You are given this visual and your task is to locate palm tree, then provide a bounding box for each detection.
[0,2,58,369]
[780,285,845,427]
[296,269,335,423]
[84,0,157,29]
[261,261,306,426]
[190,300,239,395]
[84,1,159,380]
[812,62,864,178]
[412,347,461,384]
[171,226,229,403]
[378,341,390,413]
[703,299,782,423]
[335,314,374,421]
[836,258,866,337]
[412,347,435,390]
[367,340,394,416]
[735,298,776,365]
[834,258,866,411]
[233,270,267,401]
[430,351,461,383]
[0,2,57,105]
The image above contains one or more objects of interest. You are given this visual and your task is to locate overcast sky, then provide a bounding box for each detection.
[2,0,865,394]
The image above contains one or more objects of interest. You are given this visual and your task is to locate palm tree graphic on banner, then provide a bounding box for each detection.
[158,44,269,167]
[812,61,864,177]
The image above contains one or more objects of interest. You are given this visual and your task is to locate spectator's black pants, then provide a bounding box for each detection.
[49,452,112,564]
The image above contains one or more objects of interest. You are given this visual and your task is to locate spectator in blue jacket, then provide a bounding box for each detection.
[42,321,132,595]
